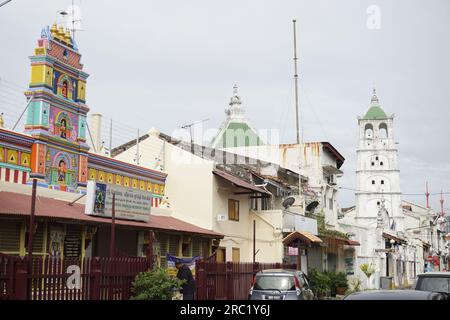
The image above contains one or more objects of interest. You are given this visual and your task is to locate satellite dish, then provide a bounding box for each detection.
[282,196,296,209]
[306,201,319,213]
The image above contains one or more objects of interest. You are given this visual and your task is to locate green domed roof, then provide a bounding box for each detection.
[363,105,388,120]
[363,89,388,120]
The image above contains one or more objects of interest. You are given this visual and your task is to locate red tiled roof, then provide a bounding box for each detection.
[0,191,222,238]
[212,169,271,195]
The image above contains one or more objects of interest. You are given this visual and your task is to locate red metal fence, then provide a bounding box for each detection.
[196,261,296,300]
[0,253,148,300]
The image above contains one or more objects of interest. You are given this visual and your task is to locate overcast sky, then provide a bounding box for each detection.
[0,0,449,210]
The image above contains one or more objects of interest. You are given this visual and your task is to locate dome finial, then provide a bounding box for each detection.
[233,84,238,96]
[371,87,379,104]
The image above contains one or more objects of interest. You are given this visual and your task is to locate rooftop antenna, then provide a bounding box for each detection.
[59,1,83,43]
[292,19,304,214]
[440,190,444,216]
[293,19,300,145]
[426,181,430,209]
[181,118,209,154]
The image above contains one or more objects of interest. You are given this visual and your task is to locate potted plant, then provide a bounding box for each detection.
[326,271,337,297]
[308,268,331,300]
[131,268,185,300]
[335,272,348,295]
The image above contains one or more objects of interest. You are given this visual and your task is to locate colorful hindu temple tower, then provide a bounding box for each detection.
[0,23,221,260]
[24,24,89,192]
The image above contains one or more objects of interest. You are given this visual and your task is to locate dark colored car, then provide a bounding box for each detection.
[248,269,314,300]
[343,289,447,300]
[414,272,450,298]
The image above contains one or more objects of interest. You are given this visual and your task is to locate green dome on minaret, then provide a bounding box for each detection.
[363,89,388,120]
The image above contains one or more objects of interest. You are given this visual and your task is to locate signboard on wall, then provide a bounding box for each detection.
[344,256,354,275]
[288,247,298,256]
[85,181,151,222]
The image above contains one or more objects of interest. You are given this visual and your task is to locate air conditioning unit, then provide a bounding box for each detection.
[217,213,228,222]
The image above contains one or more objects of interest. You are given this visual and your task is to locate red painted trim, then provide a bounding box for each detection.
[22,172,27,184]
[14,170,19,183]
[5,168,10,182]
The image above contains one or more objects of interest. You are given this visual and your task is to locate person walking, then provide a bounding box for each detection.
[175,261,196,300]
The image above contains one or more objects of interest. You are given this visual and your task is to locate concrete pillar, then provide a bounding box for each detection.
[90,113,102,152]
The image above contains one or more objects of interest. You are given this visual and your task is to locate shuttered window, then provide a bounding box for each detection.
[168,234,180,256]
[0,220,21,253]
[232,248,240,262]
[158,233,168,268]
[26,223,44,253]
[216,247,226,262]
[192,238,201,257]
[228,199,239,221]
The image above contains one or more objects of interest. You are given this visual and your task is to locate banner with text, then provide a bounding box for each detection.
[85,181,151,222]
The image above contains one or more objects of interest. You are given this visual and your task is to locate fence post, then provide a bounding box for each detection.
[14,258,28,300]
[196,260,206,300]
[253,262,259,275]
[226,262,233,301]
[89,258,102,300]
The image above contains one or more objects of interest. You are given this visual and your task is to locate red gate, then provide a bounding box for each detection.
[0,253,20,300]
[0,253,149,300]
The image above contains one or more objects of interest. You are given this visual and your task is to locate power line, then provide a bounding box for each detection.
[0,0,12,9]
[339,186,450,196]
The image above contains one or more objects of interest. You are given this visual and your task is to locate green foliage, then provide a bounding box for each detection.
[359,263,375,279]
[330,271,348,289]
[308,268,331,296]
[346,277,362,294]
[131,268,185,300]
[316,214,349,239]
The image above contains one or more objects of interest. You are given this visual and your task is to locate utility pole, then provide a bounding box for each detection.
[27,179,37,290]
[425,181,430,209]
[110,192,116,257]
[109,119,112,157]
[181,118,209,154]
[253,220,256,264]
[135,129,140,165]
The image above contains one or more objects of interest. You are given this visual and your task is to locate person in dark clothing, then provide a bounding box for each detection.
[175,262,196,300]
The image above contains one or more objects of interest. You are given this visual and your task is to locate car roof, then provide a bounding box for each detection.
[257,269,298,275]
[417,272,450,277]
[344,290,442,300]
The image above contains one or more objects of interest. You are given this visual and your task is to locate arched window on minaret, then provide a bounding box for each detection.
[379,123,388,139]
[365,123,373,139]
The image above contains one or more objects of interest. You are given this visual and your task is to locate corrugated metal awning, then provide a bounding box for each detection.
[212,169,271,195]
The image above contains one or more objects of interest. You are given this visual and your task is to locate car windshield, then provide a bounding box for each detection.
[254,275,295,291]
[417,277,450,294]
